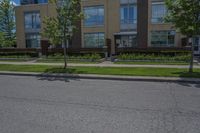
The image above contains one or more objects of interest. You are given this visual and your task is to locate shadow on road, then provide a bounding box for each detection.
[35,67,84,82]
[37,76,81,82]
[175,82,200,88]
[170,71,200,88]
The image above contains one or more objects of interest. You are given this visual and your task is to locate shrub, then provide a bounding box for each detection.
[47,53,102,61]
[117,53,190,62]
[0,52,38,58]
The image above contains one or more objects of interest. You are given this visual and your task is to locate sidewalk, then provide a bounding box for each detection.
[0,71,200,83]
[0,61,200,68]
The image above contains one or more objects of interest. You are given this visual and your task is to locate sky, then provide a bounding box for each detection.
[12,0,20,5]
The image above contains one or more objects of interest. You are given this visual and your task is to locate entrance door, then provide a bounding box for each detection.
[193,37,200,55]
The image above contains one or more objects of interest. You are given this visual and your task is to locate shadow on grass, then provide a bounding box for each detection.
[173,71,200,78]
[44,67,85,74]
[37,67,86,82]
[172,71,200,88]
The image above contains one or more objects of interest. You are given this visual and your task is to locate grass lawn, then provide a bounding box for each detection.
[0,64,200,78]
[114,61,190,65]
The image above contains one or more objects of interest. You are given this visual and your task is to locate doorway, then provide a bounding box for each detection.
[193,36,200,55]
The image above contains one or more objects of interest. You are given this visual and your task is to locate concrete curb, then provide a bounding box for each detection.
[0,71,200,83]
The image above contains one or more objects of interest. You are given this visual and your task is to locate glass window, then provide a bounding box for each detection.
[84,6,104,26]
[151,31,175,47]
[25,33,41,48]
[84,33,105,48]
[151,3,167,23]
[24,12,41,30]
[121,4,137,24]
[21,0,48,5]
[37,0,48,4]
[116,35,137,48]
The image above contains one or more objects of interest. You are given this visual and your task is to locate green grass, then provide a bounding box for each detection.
[114,61,190,65]
[0,64,200,78]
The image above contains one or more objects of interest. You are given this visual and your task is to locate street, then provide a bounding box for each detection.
[0,75,200,133]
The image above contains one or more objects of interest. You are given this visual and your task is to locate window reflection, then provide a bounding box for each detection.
[25,33,41,48]
[121,4,137,24]
[151,3,167,23]
[24,12,41,30]
[84,6,104,26]
[84,33,105,48]
[151,31,175,47]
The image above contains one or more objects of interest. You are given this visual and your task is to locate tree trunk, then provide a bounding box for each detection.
[189,37,194,73]
[63,39,67,69]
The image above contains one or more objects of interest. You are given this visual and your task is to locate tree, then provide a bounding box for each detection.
[165,0,200,72]
[0,0,16,47]
[43,0,83,69]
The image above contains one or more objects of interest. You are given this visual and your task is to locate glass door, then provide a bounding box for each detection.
[193,37,200,55]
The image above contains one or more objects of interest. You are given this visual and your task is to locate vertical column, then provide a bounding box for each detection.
[137,0,148,48]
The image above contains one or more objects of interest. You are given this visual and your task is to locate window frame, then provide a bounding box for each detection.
[24,11,41,30]
[151,2,167,24]
[84,32,105,48]
[120,4,137,24]
[83,5,105,27]
[150,30,176,47]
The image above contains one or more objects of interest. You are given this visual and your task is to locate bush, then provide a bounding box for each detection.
[0,52,38,58]
[117,53,190,62]
[47,53,102,61]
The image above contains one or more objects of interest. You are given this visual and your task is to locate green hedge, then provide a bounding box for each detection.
[117,53,191,62]
[46,53,102,61]
[118,50,191,56]
[0,52,38,58]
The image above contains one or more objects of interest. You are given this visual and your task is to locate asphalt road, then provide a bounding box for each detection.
[0,75,200,133]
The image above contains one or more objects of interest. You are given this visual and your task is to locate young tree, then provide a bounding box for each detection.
[165,0,200,72]
[43,0,83,69]
[0,0,16,47]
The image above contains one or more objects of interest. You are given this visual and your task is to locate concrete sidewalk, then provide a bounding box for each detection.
[0,61,200,68]
[0,71,200,83]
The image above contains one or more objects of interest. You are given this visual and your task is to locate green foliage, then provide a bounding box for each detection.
[0,0,16,47]
[0,52,38,57]
[0,64,200,78]
[42,18,61,45]
[47,53,102,61]
[42,0,83,68]
[165,0,200,36]
[118,53,190,62]
[42,0,83,45]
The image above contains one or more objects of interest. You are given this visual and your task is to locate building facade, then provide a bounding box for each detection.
[15,0,200,55]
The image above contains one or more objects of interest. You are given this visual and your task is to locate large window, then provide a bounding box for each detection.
[151,31,175,47]
[24,12,41,30]
[121,4,137,24]
[84,6,104,26]
[151,2,167,23]
[21,0,48,5]
[25,33,41,48]
[84,33,105,48]
[116,35,137,48]
[37,0,48,4]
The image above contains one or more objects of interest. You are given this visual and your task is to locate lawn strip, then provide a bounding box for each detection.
[114,61,190,65]
[0,64,200,78]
